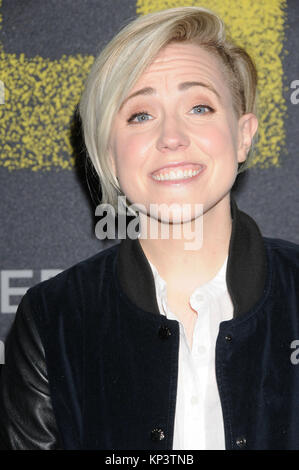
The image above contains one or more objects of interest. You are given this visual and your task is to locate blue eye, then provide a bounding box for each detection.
[127,111,152,124]
[127,104,214,124]
[191,104,214,114]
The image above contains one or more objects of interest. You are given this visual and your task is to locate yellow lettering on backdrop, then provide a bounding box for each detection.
[0,0,287,171]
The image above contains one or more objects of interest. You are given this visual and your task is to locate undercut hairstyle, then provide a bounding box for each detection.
[79,6,259,212]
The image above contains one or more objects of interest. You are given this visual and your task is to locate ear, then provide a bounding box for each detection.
[237,113,259,163]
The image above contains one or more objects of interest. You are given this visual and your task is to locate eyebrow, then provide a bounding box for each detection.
[120,81,221,109]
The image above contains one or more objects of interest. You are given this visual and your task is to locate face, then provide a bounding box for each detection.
[108,41,258,222]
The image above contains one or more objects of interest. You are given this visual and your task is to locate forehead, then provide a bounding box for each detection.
[131,42,230,97]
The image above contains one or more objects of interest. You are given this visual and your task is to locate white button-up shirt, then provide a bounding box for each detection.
[147,256,234,450]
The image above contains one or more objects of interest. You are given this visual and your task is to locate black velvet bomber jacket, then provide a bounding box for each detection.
[0,196,299,450]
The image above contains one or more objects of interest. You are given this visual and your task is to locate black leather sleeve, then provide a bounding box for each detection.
[0,292,62,449]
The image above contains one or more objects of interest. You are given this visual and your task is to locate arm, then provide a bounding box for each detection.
[0,292,62,449]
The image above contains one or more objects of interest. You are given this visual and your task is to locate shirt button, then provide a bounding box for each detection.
[190,395,199,405]
[236,436,247,448]
[151,428,165,441]
[158,325,171,340]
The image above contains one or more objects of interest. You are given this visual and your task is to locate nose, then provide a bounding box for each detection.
[156,113,190,152]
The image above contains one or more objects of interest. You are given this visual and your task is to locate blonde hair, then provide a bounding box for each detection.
[79,6,259,212]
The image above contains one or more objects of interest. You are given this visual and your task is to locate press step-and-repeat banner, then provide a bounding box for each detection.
[1,0,299,363]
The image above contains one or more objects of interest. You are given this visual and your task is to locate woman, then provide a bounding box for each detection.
[0,6,298,450]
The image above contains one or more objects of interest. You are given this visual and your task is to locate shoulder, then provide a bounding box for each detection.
[263,236,299,274]
[263,236,299,257]
[25,242,120,319]
[31,242,119,291]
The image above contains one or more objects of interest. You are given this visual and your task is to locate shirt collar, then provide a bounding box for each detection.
[116,195,267,319]
[148,256,229,318]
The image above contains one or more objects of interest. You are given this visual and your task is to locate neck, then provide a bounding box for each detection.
[138,195,232,290]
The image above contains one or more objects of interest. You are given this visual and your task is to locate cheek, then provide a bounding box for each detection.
[115,133,149,173]
[195,123,236,157]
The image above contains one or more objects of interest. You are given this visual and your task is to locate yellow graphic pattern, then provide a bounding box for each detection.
[137,0,288,168]
[0,53,94,170]
[0,0,287,170]
[0,1,94,171]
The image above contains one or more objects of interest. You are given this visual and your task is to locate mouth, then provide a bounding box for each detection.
[150,162,205,184]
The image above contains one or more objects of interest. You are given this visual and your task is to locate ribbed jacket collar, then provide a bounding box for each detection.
[116,195,267,319]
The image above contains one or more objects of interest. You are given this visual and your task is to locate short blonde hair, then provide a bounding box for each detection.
[79,6,259,212]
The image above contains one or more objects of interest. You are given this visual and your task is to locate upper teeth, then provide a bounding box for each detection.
[152,168,201,181]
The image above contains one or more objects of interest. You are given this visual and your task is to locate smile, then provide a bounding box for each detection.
[151,164,205,183]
